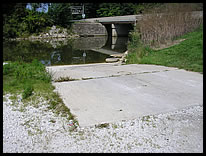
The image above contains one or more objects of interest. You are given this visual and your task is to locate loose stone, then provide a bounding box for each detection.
[105,58,119,63]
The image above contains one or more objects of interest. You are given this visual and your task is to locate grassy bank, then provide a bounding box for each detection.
[3,60,78,126]
[127,25,203,73]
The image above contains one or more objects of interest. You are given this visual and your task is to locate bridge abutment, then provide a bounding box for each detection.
[72,23,107,36]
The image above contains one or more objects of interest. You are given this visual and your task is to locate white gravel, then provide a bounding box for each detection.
[3,93,203,153]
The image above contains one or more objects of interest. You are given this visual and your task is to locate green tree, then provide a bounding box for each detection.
[3,3,27,39]
[84,3,99,18]
[48,3,72,28]
[3,3,52,39]
[22,9,52,34]
[96,3,136,17]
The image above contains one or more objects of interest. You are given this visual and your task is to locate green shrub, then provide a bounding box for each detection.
[3,59,52,94]
[3,63,16,75]
[127,30,148,63]
[22,83,34,99]
[9,59,52,82]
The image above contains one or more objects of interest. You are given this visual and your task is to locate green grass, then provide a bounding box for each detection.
[3,59,78,126]
[3,59,51,95]
[127,25,203,73]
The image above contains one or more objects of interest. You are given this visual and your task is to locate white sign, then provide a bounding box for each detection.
[82,13,85,19]
[70,6,83,15]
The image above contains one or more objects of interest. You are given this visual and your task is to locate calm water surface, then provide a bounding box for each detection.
[3,36,128,66]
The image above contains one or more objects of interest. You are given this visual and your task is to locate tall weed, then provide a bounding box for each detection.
[137,3,203,47]
[22,83,34,99]
[9,59,52,82]
[3,59,52,95]
[127,30,149,63]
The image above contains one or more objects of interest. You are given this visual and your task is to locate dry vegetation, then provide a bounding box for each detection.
[137,3,203,48]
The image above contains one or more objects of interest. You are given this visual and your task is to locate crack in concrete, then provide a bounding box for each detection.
[53,69,178,83]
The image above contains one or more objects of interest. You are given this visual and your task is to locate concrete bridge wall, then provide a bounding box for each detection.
[72,22,134,37]
[72,23,107,37]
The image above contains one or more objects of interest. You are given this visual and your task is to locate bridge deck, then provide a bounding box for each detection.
[70,14,142,24]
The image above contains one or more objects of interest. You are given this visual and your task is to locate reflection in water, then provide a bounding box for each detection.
[51,51,61,63]
[83,51,86,64]
[3,36,129,66]
[40,60,51,66]
[72,36,107,50]
[103,36,129,53]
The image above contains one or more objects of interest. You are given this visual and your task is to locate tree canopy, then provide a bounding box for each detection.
[3,3,203,40]
[47,3,72,27]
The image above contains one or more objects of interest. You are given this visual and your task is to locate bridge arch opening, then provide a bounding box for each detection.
[104,24,112,36]
[101,23,134,53]
[103,23,134,37]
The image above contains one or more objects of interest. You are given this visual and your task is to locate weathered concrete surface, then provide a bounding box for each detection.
[46,64,203,127]
[47,63,178,81]
[76,15,142,24]
[72,23,107,36]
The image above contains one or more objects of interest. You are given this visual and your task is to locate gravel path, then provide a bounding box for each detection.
[3,93,203,153]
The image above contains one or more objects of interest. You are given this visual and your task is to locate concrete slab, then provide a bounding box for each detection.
[46,63,179,81]
[48,64,203,127]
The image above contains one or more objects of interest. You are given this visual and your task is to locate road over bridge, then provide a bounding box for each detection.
[82,14,142,24]
[71,14,143,37]
[84,15,143,37]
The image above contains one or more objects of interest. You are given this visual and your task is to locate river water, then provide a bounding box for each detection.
[3,36,129,66]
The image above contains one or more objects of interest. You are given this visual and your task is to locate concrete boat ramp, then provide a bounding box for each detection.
[46,63,203,127]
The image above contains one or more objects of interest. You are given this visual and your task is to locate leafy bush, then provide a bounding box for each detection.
[3,59,52,95]
[22,83,34,99]
[11,59,52,82]
[127,30,148,63]
[4,59,52,83]
[3,62,16,75]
